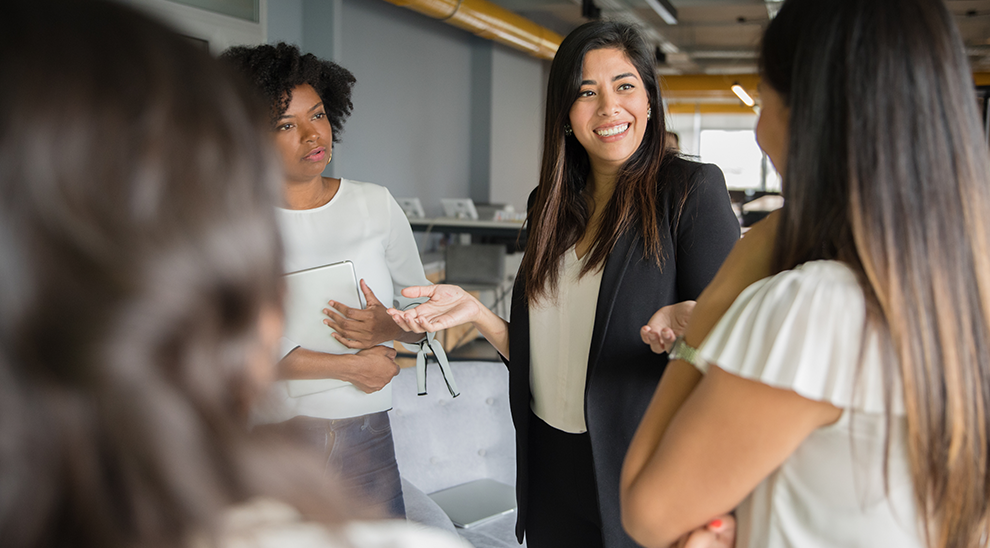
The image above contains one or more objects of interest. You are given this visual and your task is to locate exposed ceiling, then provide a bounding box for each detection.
[485,0,990,75]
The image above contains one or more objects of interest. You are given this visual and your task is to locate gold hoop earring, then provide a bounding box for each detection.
[327,150,333,164]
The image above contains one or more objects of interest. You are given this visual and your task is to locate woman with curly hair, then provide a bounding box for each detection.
[220,43,430,519]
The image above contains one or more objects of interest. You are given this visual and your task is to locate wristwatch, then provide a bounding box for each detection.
[667,336,708,370]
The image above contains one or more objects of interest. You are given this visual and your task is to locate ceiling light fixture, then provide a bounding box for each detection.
[731,83,755,107]
[644,0,678,25]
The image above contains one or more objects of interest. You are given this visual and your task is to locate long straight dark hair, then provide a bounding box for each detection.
[763,0,990,545]
[0,2,347,546]
[521,20,669,303]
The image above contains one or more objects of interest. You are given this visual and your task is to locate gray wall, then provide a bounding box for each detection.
[266,0,546,217]
[266,0,302,47]
[336,0,473,217]
[489,43,545,212]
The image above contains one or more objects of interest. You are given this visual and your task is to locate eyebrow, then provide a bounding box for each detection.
[278,102,324,121]
[580,72,638,86]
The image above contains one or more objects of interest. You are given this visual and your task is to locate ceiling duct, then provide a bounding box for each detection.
[382,0,563,60]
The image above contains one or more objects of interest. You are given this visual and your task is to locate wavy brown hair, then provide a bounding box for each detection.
[763,0,990,546]
[521,20,669,303]
[0,2,346,546]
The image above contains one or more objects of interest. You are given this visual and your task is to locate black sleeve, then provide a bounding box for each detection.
[674,163,740,300]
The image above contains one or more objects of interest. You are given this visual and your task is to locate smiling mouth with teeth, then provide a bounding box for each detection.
[595,123,630,137]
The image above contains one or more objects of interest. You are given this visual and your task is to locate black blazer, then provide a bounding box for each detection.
[506,156,740,547]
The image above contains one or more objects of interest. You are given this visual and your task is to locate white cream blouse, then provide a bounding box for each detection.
[528,247,604,433]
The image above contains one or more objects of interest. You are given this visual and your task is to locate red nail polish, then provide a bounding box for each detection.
[709,519,722,528]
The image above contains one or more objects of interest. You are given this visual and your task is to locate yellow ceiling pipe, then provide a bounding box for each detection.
[662,74,762,92]
[664,72,990,102]
[661,74,761,102]
[666,103,759,115]
[382,0,563,60]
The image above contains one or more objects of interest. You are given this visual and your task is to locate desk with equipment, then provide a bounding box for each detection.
[408,218,528,250]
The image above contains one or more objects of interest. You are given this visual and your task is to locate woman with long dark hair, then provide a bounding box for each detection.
[0,2,468,547]
[621,0,990,547]
[390,20,739,548]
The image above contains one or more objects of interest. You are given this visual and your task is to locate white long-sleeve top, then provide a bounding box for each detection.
[268,179,430,421]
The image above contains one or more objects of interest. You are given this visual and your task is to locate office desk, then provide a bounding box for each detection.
[409,218,527,250]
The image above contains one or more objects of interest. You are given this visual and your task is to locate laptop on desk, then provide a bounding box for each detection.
[440,198,478,220]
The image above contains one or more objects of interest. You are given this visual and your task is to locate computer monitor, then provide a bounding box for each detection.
[395,197,425,219]
[441,198,478,220]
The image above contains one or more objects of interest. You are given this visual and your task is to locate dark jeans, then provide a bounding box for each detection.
[265,411,405,518]
[526,411,605,548]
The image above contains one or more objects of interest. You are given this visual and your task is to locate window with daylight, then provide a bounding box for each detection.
[699,129,781,192]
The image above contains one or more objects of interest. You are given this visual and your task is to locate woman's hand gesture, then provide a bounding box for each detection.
[387,284,484,333]
[641,300,696,354]
[323,279,402,349]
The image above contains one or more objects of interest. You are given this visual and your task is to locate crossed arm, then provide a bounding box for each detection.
[619,213,843,547]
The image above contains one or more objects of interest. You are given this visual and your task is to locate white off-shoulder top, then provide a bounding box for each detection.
[696,260,924,548]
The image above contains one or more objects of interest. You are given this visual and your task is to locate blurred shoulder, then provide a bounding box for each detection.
[199,498,471,548]
[343,521,472,548]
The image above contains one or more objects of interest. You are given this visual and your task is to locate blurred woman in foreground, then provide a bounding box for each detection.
[0,2,466,547]
[621,0,990,546]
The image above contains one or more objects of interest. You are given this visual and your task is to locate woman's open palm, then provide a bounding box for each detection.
[388,284,484,333]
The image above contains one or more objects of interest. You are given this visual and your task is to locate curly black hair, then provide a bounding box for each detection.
[220,42,355,142]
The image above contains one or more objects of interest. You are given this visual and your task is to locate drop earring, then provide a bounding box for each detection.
[647,107,652,120]
[564,123,573,136]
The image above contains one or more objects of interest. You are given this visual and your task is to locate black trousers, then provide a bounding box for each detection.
[526,411,605,548]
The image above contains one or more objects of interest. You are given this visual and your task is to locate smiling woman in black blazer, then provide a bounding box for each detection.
[390,21,739,548]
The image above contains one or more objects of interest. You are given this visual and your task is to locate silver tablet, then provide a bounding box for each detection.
[281,260,363,397]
